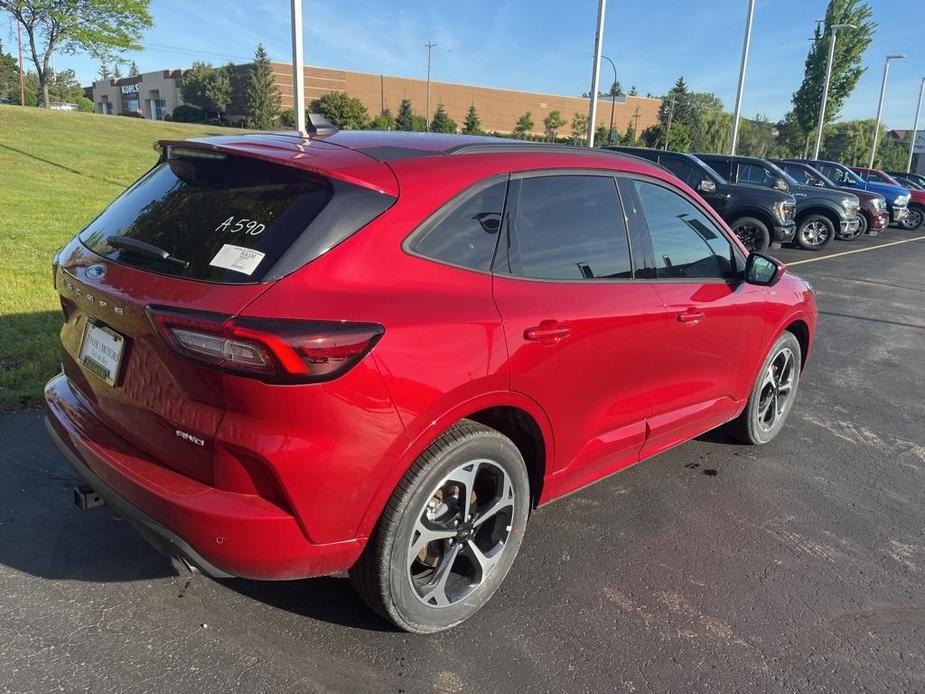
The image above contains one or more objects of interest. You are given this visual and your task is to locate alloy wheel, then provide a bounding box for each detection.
[903,207,924,230]
[407,459,515,607]
[756,347,796,432]
[800,220,831,247]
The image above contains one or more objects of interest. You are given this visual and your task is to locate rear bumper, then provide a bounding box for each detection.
[773,222,797,243]
[44,374,363,580]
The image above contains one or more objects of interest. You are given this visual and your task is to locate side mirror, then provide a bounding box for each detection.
[774,178,789,192]
[745,253,783,286]
[812,179,825,187]
[697,179,716,193]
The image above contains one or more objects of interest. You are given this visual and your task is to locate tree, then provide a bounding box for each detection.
[658,77,689,126]
[9,69,38,104]
[607,81,624,97]
[312,91,369,129]
[205,63,233,121]
[570,112,589,145]
[0,0,153,108]
[462,104,481,135]
[74,95,93,112]
[246,44,280,129]
[513,111,534,139]
[429,103,456,133]
[369,110,394,130]
[791,0,875,141]
[0,40,18,98]
[593,124,609,147]
[128,60,140,77]
[410,114,427,132]
[628,85,638,96]
[112,63,122,80]
[621,123,637,146]
[395,98,414,131]
[97,62,111,81]
[542,110,566,141]
[47,67,81,100]
[181,61,213,110]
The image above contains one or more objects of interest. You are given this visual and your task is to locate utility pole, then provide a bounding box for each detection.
[870,54,906,168]
[632,106,640,143]
[602,55,617,144]
[908,78,925,173]
[425,41,437,131]
[729,0,757,155]
[663,95,676,150]
[813,23,855,160]
[17,19,25,106]
[586,0,607,147]
[290,0,306,133]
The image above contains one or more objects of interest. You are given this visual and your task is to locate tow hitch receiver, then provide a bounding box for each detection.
[73,484,105,511]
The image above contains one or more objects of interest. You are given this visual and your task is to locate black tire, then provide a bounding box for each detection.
[901,205,925,231]
[727,331,802,445]
[730,216,771,253]
[795,214,835,250]
[349,420,530,633]
[852,213,868,238]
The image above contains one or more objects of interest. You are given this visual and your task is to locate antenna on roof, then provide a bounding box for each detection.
[306,113,338,136]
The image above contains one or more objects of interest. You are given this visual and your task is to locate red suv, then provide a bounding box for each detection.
[46,130,817,633]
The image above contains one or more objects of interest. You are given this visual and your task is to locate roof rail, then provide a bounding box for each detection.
[446,141,658,168]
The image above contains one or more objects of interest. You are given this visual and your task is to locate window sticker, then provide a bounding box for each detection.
[209,244,266,275]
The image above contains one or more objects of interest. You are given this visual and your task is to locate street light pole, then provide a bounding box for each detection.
[425,41,437,131]
[602,55,617,144]
[869,54,906,168]
[290,0,306,133]
[906,77,925,174]
[812,23,855,160]
[729,0,757,155]
[587,0,607,148]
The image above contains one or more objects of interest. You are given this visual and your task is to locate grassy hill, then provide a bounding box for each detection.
[0,107,245,409]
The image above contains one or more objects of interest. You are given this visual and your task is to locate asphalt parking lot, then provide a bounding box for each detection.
[2,230,924,694]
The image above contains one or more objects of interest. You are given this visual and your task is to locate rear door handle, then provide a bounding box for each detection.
[524,320,571,342]
[677,309,705,323]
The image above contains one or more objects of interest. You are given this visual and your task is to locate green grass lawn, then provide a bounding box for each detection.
[0,107,244,410]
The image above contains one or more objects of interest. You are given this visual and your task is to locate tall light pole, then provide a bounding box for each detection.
[812,22,855,160]
[729,0,757,155]
[906,77,925,173]
[425,41,437,131]
[586,0,607,147]
[869,54,906,168]
[601,55,617,144]
[290,0,306,133]
[17,19,24,106]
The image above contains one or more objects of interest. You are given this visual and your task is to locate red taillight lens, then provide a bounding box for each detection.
[147,307,383,383]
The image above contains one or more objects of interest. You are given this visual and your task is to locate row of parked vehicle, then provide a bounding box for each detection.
[607,146,925,253]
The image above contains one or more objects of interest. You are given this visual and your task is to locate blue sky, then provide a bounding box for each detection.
[13,0,925,127]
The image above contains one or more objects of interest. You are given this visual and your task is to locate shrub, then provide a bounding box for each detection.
[74,96,94,113]
[171,104,205,123]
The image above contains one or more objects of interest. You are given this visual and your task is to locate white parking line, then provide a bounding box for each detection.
[786,235,925,266]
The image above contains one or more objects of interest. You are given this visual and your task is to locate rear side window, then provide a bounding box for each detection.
[505,175,632,280]
[79,153,392,283]
[408,179,506,271]
[633,180,733,280]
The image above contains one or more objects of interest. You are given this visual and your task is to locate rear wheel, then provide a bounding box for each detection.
[730,216,771,253]
[795,214,835,250]
[727,332,802,445]
[350,420,530,633]
[901,205,925,231]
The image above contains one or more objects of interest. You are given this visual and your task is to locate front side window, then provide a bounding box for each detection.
[783,164,814,186]
[409,180,507,272]
[506,175,632,280]
[659,156,702,189]
[633,180,733,280]
[737,163,777,188]
[704,158,731,180]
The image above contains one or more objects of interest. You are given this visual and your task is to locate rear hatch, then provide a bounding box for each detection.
[55,137,396,483]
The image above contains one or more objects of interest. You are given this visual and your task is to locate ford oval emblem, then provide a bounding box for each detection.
[86,264,106,280]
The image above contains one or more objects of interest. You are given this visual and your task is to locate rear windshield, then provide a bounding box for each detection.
[80,153,339,283]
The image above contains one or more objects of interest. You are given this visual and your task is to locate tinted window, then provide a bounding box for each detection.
[704,158,731,179]
[508,175,632,280]
[633,180,733,280]
[738,162,778,188]
[409,180,506,271]
[80,155,347,283]
[659,156,702,188]
[783,164,814,186]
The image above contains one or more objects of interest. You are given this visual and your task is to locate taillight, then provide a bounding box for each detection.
[147,307,384,383]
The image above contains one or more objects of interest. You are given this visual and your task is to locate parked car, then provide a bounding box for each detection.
[697,154,859,250]
[607,146,796,252]
[889,174,924,190]
[886,171,925,189]
[788,159,910,228]
[46,130,817,633]
[851,166,925,231]
[772,159,888,238]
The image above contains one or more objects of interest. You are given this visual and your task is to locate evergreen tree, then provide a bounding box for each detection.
[659,77,689,126]
[128,61,140,77]
[98,62,111,81]
[112,63,122,80]
[463,104,481,134]
[429,104,456,133]
[395,99,414,130]
[246,44,281,129]
[513,112,534,139]
[543,110,566,140]
[607,81,624,97]
[628,85,638,96]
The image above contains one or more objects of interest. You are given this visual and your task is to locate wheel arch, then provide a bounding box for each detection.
[727,206,777,232]
[795,204,841,230]
[784,318,811,370]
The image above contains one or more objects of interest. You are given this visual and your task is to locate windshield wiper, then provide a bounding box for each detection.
[106,236,189,269]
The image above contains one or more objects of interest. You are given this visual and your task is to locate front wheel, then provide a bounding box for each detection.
[901,205,925,231]
[727,332,802,445]
[350,420,530,633]
[730,216,771,253]
[795,214,835,250]
[851,213,868,239]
